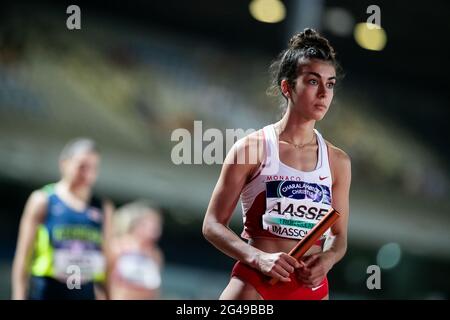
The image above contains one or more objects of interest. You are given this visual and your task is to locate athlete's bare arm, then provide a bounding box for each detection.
[102,199,115,269]
[203,131,300,282]
[95,199,115,300]
[297,143,351,287]
[11,190,48,300]
[152,248,164,299]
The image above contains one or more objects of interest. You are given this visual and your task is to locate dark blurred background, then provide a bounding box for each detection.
[1,0,449,299]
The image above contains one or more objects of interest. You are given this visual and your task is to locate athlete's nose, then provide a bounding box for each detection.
[317,83,327,98]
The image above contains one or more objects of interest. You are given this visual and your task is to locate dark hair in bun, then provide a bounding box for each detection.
[268,28,342,104]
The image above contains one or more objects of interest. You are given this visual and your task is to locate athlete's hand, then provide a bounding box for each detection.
[296,251,335,288]
[256,251,301,282]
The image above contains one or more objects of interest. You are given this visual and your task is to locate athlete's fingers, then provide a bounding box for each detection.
[296,266,312,277]
[277,258,295,274]
[308,265,325,279]
[273,264,290,279]
[296,268,316,284]
[271,268,291,282]
[302,254,320,268]
[304,277,324,288]
[280,253,301,269]
[300,278,314,286]
[303,278,320,287]
[297,272,313,284]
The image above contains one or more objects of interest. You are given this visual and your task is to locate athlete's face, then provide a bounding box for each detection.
[61,152,100,187]
[132,212,162,243]
[284,59,336,121]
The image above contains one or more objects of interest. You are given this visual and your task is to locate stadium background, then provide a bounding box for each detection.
[0,0,449,299]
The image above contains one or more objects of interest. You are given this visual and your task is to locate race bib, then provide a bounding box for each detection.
[116,253,161,290]
[54,245,104,282]
[262,180,332,240]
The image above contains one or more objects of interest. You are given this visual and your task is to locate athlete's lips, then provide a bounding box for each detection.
[314,103,327,109]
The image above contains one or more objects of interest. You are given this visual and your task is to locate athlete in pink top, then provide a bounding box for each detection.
[108,202,164,300]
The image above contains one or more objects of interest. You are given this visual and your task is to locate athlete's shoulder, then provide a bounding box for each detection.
[24,189,49,220]
[324,140,351,185]
[30,183,57,208]
[31,184,53,203]
[40,183,56,196]
[234,128,264,149]
[227,128,264,165]
[325,140,351,169]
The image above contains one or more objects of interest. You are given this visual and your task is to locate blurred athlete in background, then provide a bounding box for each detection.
[108,201,164,300]
[12,138,113,300]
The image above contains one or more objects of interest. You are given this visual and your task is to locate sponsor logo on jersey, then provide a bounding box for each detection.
[266,180,331,205]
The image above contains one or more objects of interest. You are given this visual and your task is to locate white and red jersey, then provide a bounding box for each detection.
[240,124,333,246]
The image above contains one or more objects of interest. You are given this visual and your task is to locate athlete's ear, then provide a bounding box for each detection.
[280,79,291,99]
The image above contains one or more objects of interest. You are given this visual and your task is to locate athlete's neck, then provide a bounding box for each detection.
[276,108,316,145]
[131,234,157,250]
[58,180,91,202]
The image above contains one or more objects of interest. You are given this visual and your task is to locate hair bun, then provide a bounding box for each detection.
[287,28,335,60]
[288,28,319,49]
[302,28,318,38]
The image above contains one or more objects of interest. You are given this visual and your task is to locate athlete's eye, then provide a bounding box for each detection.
[326,82,335,89]
[308,79,318,85]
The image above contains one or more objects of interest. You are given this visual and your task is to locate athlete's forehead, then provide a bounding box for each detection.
[298,60,336,80]
[70,151,100,165]
[72,151,99,159]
